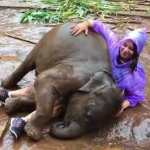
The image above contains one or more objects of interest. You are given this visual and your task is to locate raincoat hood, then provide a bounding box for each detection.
[92,20,146,107]
[120,28,148,55]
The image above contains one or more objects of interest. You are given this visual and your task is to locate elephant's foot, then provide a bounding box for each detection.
[1,78,17,89]
[25,122,42,141]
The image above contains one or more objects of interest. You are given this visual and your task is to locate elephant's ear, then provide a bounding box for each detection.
[79,72,103,92]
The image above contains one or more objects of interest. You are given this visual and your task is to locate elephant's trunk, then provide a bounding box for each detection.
[50,121,84,139]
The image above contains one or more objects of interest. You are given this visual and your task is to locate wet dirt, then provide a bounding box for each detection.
[0,1,150,150]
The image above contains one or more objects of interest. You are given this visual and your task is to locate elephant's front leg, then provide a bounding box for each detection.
[24,66,84,140]
[25,80,58,140]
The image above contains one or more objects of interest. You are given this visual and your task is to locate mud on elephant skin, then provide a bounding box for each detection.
[50,71,122,139]
[1,22,117,140]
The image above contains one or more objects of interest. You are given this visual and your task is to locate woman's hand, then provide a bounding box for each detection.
[116,100,130,117]
[70,20,91,36]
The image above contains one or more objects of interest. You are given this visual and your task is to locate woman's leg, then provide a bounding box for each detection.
[0,83,34,104]
[9,112,35,139]
[9,85,33,97]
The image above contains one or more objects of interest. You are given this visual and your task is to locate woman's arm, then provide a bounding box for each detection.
[124,65,146,107]
[70,19,117,48]
[70,19,93,36]
[116,100,130,116]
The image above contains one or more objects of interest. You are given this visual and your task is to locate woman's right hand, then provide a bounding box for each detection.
[70,21,90,36]
[115,100,130,117]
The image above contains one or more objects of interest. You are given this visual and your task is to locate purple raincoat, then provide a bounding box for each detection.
[92,20,148,107]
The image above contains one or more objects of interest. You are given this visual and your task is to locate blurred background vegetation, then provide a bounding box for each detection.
[21,0,135,24]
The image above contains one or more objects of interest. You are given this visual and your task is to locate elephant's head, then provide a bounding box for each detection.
[50,71,122,139]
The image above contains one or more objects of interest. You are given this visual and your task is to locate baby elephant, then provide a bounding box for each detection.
[50,71,122,139]
[1,22,120,140]
[4,71,121,140]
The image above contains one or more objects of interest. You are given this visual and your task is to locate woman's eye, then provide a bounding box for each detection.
[129,47,134,51]
[123,44,127,47]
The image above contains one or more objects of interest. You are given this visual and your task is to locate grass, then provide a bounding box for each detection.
[21,0,123,24]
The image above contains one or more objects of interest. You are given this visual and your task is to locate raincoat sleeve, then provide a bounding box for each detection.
[91,20,117,49]
[122,65,146,107]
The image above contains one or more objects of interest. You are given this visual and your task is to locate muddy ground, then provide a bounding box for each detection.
[0,1,150,150]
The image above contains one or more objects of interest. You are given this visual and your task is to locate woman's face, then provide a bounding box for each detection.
[119,40,135,61]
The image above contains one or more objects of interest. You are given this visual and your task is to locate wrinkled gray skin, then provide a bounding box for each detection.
[50,71,122,139]
[2,23,121,140]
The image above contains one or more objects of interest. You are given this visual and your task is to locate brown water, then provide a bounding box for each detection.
[0,2,150,150]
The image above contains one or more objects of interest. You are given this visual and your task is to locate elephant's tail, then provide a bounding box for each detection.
[50,121,84,139]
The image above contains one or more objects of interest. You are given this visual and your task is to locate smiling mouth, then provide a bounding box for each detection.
[122,52,130,58]
[119,52,132,62]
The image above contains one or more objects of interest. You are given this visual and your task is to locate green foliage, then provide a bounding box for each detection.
[21,9,60,23]
[21,0,123,24]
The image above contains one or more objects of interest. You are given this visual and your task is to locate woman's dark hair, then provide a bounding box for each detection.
[130,43,139,72]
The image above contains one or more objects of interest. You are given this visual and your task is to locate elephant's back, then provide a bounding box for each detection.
[35,22,110,74]
[57,23,109,64]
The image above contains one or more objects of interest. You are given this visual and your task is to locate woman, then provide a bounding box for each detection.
[70,19,148,115]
